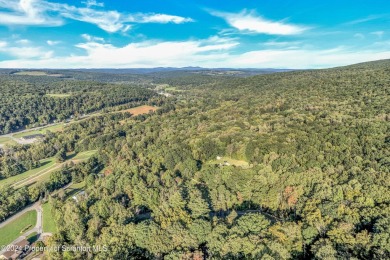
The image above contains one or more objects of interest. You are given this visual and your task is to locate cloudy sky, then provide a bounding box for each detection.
[0,0,389,68]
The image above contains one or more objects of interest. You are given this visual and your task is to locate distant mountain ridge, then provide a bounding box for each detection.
[0,67,293,76]
[73,67,293,74]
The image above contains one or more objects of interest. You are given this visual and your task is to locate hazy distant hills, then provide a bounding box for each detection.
[0,67,293,77]
[73,67,293,75]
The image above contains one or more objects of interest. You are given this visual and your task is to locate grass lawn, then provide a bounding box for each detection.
[42,202,57,234]
[46,93,71,98]
[165,86,184,92]
[28,150,96,188]
[0,210,37,247]
[72,150,97,161]
[0,137,17,146]
[0,157,56,189]
[67,181,85,190]
[0,150,96,190]
[209,157,252,169]
[13,124,64,138]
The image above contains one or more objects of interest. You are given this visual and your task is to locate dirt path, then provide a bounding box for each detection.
[11,164,58,188]
[13,159,84,189]
[13,164,62,189]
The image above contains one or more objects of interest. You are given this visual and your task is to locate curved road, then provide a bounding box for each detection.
[0,202,40,229]
[0,113,95,148]
[0,203,43,256]
[0,183,73,257]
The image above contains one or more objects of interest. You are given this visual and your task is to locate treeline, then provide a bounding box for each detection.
[37,61,390,259]
[0,60,389,259]
[0,78,156,134]
[0,113,131,180]
[0,157,103,221]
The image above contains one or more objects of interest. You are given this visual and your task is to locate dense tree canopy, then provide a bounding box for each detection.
[0,60,389,259]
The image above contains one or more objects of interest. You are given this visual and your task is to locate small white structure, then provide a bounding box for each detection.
[216,156,222,160]
[72,191,86,203]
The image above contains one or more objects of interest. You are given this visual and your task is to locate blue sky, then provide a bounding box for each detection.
[0,0,389,68]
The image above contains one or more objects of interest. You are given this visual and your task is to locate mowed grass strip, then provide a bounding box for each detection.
[72,150,97,161]
[0,157,56,189]
[0,210,37,247]
[13,124,64,138]
[28,150,97,188]
[0,137,16,146]
[165,86,184,92]
[46,93,71,98]
[0,150,97,190]
[20,151,96,188]
[42,202,57,234]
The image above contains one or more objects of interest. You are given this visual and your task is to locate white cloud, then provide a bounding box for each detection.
[263,40,302,48]
[0,45,53,59]
[82,0,104,8]
[0,37,236,68]
[138,14,194,24]
[354,33,365,40]
[59,6,129,33]
[371,31,384,38]
[16,39,30,44]
[373,40,390,48]
[81,34,105,42]
[211,10,307,35]
[0,38,53,59]
[344,15,385,25]
[0,36,389,69]
[47,40,61,45]
[0,0,63,26]
[0,41,7,47]
[0,0,193,32]
[72,36,238,67]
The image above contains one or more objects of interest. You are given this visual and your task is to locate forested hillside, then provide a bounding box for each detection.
[0,60,389,259]
[0,74,156,134]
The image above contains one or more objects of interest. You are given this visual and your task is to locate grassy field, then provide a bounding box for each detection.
[26,150,97,188]
[117,105,158,116]
[0,137,17,146]
[67,181,85,190]
[0,210,37,247]
[209,157,252,169]
[46,93,71,98]
[0,150,96,190]
[13,71,63,77]
[0,157,56,189]
[165,86,184,92]
[42,202,57,234]
[72,150,97,161]
[13,124,64,138]
[118,105,159,125]
[14,71,48,76]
